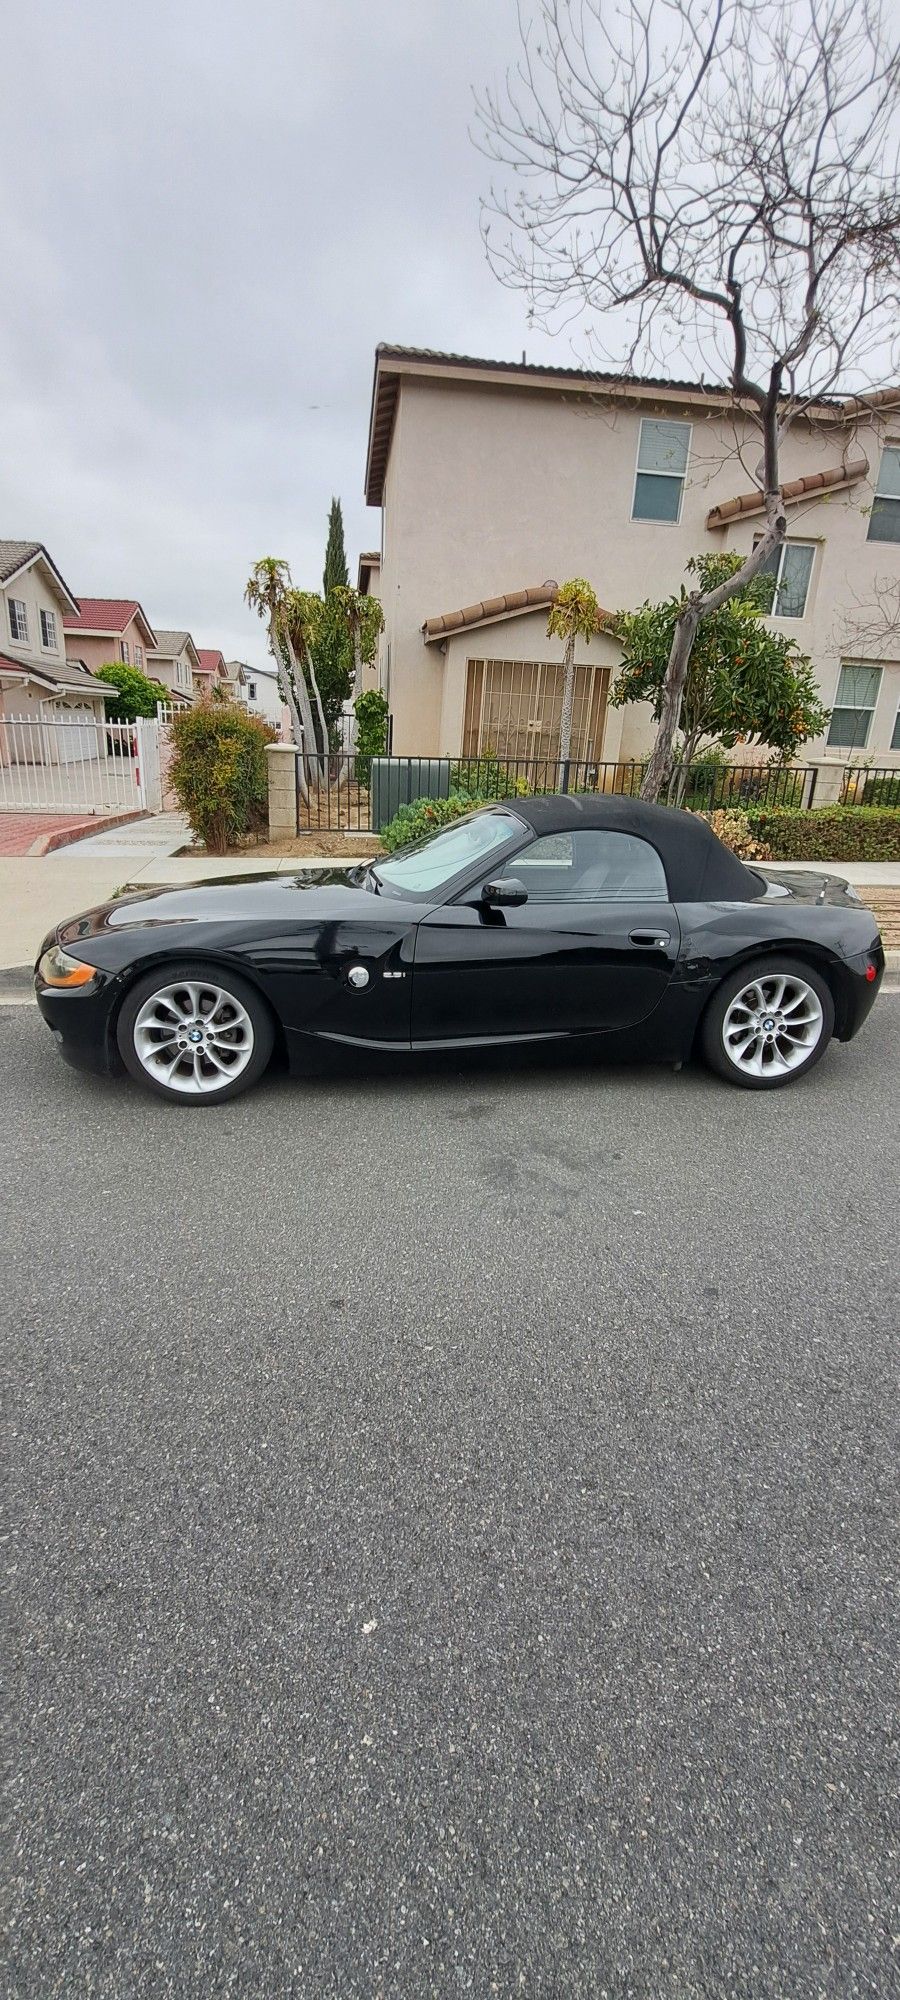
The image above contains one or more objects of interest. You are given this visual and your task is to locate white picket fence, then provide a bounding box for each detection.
[0,713,162,814]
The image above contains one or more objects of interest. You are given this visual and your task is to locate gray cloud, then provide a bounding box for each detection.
[1,0,562,665]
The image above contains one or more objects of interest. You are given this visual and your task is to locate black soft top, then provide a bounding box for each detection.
[510,793,763,903]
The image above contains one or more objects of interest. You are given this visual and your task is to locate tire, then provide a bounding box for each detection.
[701,955,834,1090]
[116,961,274,1104]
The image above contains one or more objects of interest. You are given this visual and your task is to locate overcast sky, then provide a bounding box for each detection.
[1,0,567,668]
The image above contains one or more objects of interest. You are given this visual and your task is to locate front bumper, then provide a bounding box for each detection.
[35,972,123,1076]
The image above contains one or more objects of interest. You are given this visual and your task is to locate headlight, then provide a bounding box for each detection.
[36,945,98,989]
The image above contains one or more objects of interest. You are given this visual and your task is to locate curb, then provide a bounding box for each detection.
[27,809,148,857]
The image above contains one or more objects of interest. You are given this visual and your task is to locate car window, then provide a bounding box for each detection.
[516,829,669,901]
[375,809,523,895]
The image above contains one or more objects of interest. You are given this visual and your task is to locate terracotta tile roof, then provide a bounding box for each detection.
[63,597,157,647]
[423,580,616,642]
[706,455,870,528]
[195,649,227,676]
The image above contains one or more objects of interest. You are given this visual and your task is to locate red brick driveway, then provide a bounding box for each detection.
[0,810,143,856]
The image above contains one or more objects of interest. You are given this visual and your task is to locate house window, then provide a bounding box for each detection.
[631,419,691,522]
[463,657,609,762]
[891,705,900,752]
[867,445,900,543]
[134,644,143,669]
[40,608,58,649]
[8,597,28,643]
[120,640,130,663]
[756,541,815,618]
[826,663,883,749]
[248,680,257,701]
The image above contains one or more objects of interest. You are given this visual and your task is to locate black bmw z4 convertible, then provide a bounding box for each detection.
[34,795,884,1106]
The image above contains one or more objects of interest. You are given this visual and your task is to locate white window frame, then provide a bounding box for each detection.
[7,596,28,644]
[826,661,883,752]
[134,644,143,669]
[631,418,692,526]
[120,639,130,664]
[248,680,257,701]
[754,538,816,619]
[39,607,57,650]
[867,443,900,544]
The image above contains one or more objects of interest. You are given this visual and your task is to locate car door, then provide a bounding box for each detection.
[411,827,680,1045]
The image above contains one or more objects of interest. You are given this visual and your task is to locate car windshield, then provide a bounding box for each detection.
[372,808,523,896]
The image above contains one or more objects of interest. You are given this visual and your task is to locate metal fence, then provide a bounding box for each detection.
[840,765,900,807]
[0,713,154,813]
[290,752,822,835]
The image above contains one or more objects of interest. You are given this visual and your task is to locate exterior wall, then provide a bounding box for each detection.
[0,679,106,766]
[242,673,282,723]
[65,613,150,676]
[2,563,71,677]
[149,651,196,702]
[438,613,633,759]
[379,372,900,762]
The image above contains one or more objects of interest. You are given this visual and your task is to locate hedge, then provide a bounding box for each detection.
[746,805,900,862]
[380,790,492,851]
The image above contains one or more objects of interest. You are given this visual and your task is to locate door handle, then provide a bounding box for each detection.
[629,929,671,947]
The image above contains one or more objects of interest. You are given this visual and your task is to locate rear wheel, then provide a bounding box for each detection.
[117,962,274,1104]
[701,956,834,1089]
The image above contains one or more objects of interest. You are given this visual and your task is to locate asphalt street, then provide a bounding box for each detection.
[4,1000,899,1998]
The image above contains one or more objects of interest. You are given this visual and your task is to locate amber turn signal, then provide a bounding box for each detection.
[37,946,98,989]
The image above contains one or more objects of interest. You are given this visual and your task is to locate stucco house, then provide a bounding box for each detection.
[230,660,283,725]
[63,597,158,677]
[361,345,900,768]
[147,629,200,705]
[194,648,230,700]
[0,540,107,727]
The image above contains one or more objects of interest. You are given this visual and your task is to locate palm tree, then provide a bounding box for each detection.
[284,589,330,779]
[245,559,300,737]
[333,586,385,698]
[546,579,601,786]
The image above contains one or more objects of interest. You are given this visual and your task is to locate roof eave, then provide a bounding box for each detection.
[1,545,80,615]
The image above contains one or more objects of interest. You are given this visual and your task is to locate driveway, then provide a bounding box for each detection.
[4,1003,898,1998]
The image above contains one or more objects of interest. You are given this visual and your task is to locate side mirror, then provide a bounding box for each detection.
[481,877,528,908]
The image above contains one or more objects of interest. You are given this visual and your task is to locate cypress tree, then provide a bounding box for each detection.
[323,497,349,596]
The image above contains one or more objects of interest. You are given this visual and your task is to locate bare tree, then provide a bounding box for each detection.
[836,571,900,655]
[475,0,900,798]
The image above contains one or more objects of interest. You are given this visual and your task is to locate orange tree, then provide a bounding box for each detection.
[608,554,829,806]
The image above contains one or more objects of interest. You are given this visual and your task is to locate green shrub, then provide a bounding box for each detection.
[94,661,170,722]
[380,789,490,851]
[692,809,772,859]
[169,699,273,854]
[856,773,900,807]
[353,687,390,787]
[746,805,900,862]
[449,753,534,799]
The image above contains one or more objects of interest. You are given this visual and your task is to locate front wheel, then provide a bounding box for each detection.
[117,962,274,1104]
[701,957,834,1089]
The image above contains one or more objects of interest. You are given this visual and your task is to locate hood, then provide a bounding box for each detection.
[749,866,864,909]
[55,866,378,946]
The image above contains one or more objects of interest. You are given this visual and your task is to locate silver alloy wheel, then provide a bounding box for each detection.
[132,978,255,1095]
[721,972,824,1080]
